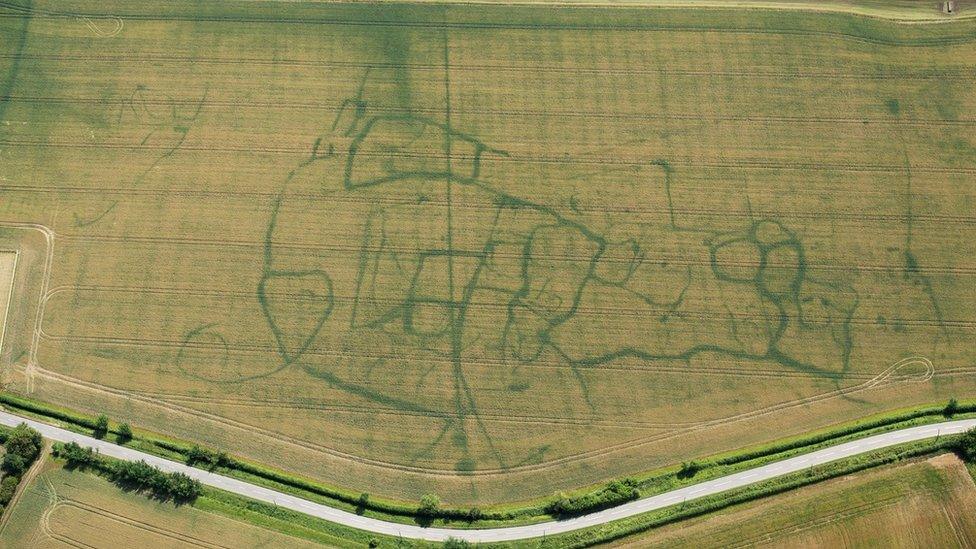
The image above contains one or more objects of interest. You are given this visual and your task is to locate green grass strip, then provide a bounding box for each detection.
[1,390,973,527]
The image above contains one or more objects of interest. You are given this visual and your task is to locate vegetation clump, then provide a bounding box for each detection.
[93,414,109,439]
[53,441,203,502]
[0,423,43,512]
[955,427,976,461]
[186,445,230,470]
[547,478,641,517]
[117,422,133,444]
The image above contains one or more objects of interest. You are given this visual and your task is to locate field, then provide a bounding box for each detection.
[0,459,324,548]
[1,0,976,505]
[612,453,976,548]
[0,252,16,351]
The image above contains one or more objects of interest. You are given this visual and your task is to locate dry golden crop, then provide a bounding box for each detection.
[0,0,974,504]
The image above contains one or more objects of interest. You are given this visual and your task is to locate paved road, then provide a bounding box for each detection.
[1,410,972,543]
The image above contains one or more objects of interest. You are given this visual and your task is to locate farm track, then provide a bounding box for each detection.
[41,493,229,548]
[132,391,687,430]
[46,234,976,278]
[34,312,965,373]
[39,285,976,330]
[12,356,934,478]
[2,410,973,543]
[5,56,976,80]
[5,140,976,176]
[723,496,905,548]
[0,3,974,47]
[11,93,976,127]
[11,188,976,230]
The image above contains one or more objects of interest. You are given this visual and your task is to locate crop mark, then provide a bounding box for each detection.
[80,15,123,37]
[0,0,30,128]
[889,98,949,339]
[71,200,116,228]
[242,69,872,472]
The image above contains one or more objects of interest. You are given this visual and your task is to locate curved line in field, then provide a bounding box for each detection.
[17,217,940,475]
[21,353,935,477]
[80,16,123,38]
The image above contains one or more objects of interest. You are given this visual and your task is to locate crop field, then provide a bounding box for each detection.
[1,0,975,504]
[0,252,16,351]
[613,454,976,548]
[0,460,323,548]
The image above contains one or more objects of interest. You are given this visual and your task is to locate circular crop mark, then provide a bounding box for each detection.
[403,298,453,339]
[751,219,793,247]
[177,324,281,383]
[711,237,761,283]
[760,242,803,298]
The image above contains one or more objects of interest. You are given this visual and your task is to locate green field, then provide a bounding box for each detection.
[1,0,975,505]
[612,453,976,548]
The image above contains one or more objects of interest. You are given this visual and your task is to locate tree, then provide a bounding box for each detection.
[944,398,960,418]
[2,452,26,476]
[54,442,98,467]
[168,472,203,500]
[356,492,370,514]
[186,445,208,465]
[5,423,42,462]
[678,461,701,479]
[547,492,570,516]
[417,493,440,517]
[117,422,133,444]
[94,414,109,438]
[958,427,976,461]
[0,476,19,504]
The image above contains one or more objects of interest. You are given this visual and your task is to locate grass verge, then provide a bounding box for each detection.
[1,390,974,528]
[42,427,973,548]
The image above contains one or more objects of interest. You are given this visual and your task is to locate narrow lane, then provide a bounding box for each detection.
[1,410,972,543]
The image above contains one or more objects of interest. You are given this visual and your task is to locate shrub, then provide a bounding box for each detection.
[94,414,109,438]
[467,506,483,521]
[444,537,471,549]
[5,423,41,462]
[367,538,379,548]
[111,459,202,501]
[957,427,976,461]
[546,478,640,517]
[944,398,960,418]
[2,453,27,476]
[677,461,701,479]
[53,441,99,467]
[418,493,440,517]
[168,472,203,501]
[0,476,19,504]
[185,445,228,470]
[117,422,133,444]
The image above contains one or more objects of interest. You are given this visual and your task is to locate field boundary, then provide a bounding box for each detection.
[323,0,975,24]
[0,390,973,528]
[8,409,974,544]
[0,251,18,356]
